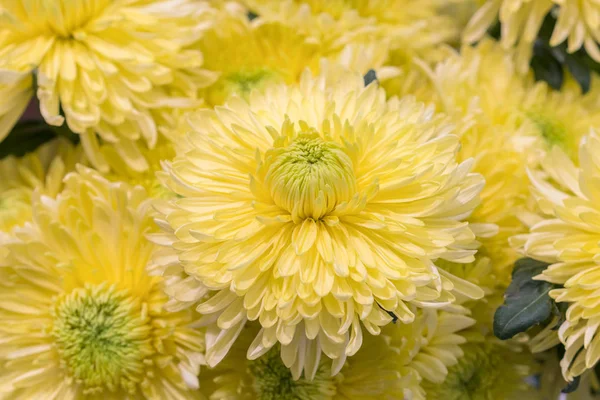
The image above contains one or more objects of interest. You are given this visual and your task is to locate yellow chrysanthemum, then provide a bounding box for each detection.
[457,124,531,282]
[518,77,600,164]
[151,70,485,377]
[464,0,600,72]
[0,0,217,171]
[0,167,203,399]
[408,40,532,280]
[417,39,529,128]
[512,130,600,381]
[423,341,539,400]
[198,15,321,106]
[200,308,474,400]
[0,137,83,233]
[423,38,600,162]
[240,0,462,59]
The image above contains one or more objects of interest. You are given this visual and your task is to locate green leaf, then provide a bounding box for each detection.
[562,375,581,393]
[363,69,377,87]
[0,120,56,159]
[247,10,258,21]
[565,52,591,93]
[531,40,564,91]
[493,258,553,340]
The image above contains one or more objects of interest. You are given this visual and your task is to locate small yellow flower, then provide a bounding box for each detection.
[0,167,203,399]
[512,130,600,381]
[0,0,217,171]
[464,0,600,72]
[200,308,474,400]
[0,138,83,233]
[151,70,485,377]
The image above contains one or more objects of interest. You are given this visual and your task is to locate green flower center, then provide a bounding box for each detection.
[227,69,276,94]
[527,112,577,159]
[210,67,281,105]
[52,284,153,394]
[424,343,531,400]
[265,134,357,221]
[249,348,336,400]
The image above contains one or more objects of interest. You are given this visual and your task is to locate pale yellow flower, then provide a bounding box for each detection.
[198,15,320,106]
[199,308,474,400]
[241,0,462,59]
[151,70,485,378]
[517,77,600,164]
[410,39,533,281]
[0,0,217,171]
[0,137,83,233]
[0,167,203,399]
[512,130,600,381]
[464,0,600,72]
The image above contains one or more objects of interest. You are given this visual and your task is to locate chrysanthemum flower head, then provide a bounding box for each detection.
[0,0,218,172]
[411,40,532,279]
[0,167,203,398]
[456,123,531,282]
[423,38,600,164]
[518,77,600,164]
[512,129,600,381]
[420,39,529,127]
[199,308,474,400]
[241,0,462,59]
[423,341,539,399]
[198,13,321,106]
[464,0,600,72]
[152,70,485,377]
[0,137,83,233]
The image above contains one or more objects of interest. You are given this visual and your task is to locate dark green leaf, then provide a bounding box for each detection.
[50,122,79,144]
[562,375,581,393]
[0,120,56,159]
[551,301,569,330]
[493,258,553,340]
[488,21,501,40]
[565,52,591,93]
[363,69,377,86]
[531,40,564,90]
[247,10,258,21]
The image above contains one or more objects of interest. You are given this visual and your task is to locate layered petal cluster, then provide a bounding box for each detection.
[152,70,485,377]
[198,13,321,106]
[0,168,203,399]
[0,137,83,233]
[199,308,474,400]
[518,78,600,164]
[464,0,600,72]
[0,0,217,171]
[423,342,539,399]
[101,137,176,199]
[512,130,600,381]
[409,40,532,281]
[240,0,462,59]
[414,39,600,279]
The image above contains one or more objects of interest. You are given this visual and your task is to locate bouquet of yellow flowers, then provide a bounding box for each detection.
[1,1,600,399]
